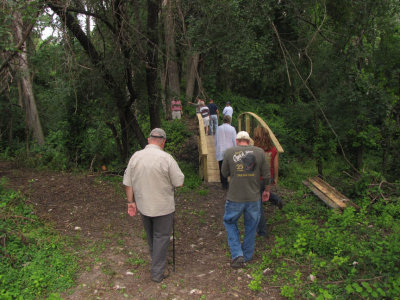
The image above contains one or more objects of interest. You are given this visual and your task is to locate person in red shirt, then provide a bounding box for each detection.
[171,97,183,119]
[253,126,284,237]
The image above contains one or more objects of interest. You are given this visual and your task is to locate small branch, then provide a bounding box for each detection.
[76,63,93,70]
[296,15,335,44]
[303,3,327,84]
[89,154,96,173]
[270,20,292,86]
[53,5,116,34]
[378,181,389,201]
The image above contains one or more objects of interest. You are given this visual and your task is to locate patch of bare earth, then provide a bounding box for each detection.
[1,160,284,299]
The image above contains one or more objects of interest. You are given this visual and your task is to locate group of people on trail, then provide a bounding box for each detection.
[123,98,283,282]
[188,97,231,135]
[175,96,233,136]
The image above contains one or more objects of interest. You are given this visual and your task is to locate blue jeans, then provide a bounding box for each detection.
[209,114,218,135]
[257,192,282,236]
[223,200,260,262]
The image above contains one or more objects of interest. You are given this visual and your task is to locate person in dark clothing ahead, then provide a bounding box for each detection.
[207,98,219,135]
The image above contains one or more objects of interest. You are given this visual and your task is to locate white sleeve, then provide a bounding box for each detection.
[169,158,185,187]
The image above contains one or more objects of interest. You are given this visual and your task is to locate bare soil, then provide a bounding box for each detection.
[1,157,285,299]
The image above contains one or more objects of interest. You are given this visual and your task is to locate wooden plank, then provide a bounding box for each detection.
[313,177,348,201]
[207,164,219,170]
[308,177,347,209]
[304,177,359,212]
[303,180,341,211]
[312,177,359,210]
[197,114,208,181]
[202,132,220,182]
[203,155,208,182]
[197,113,208,156]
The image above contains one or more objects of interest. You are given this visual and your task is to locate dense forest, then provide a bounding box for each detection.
[1,0,399,178]
[1,0,400,299]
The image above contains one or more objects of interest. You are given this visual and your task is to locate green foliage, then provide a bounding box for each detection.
[16,129,69,170]
[0,178,78,299]
[248,171,400,299]
[161,119,191,156]
[177,162,202,192]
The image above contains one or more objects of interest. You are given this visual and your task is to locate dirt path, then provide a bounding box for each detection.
[1,160,283,300]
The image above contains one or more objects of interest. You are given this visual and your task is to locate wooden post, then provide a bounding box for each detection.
[245,114,250,134]
[197,113,208,181]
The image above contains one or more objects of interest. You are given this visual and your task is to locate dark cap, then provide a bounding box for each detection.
[226,101,231,105]
[149,128,166,139]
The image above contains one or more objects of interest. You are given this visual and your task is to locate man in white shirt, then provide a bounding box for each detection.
[123,128,184,283]
[222,101,233,118]
[215,115,237,189]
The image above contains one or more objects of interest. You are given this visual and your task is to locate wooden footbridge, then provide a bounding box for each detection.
[196,112,284,183]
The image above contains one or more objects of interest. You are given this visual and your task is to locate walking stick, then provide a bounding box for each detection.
[173,214,176,272]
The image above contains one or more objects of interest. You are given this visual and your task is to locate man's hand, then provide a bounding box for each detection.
[127,203,137,216]
[262,190,270,202]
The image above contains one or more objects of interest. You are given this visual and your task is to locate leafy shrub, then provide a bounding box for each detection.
[13,129,69,170]
[161,119,191,156]
[0,179,78,299]
[79,124,120,169]
[178,161,202,191]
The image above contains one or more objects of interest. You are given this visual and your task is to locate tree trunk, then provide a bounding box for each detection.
[12,10,44,146]
[3,89,13,149]
[160,66,168,118]
[146,0,162,129]
[163,0,180,119]
[185,52,200,101]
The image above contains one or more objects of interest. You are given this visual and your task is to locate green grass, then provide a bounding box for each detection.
[247,163,400,299]
[0,178,78,299]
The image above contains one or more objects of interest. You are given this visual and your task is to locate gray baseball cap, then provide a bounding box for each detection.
[149,128,166,139]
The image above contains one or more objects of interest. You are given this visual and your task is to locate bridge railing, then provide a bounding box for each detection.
[197,111,284,181]
[237,112,284,153]
[197,113,208,181]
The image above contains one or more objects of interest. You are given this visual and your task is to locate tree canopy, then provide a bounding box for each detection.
[1,0,400,179]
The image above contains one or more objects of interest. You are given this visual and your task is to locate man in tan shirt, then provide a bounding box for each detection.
[123,128,184,283]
